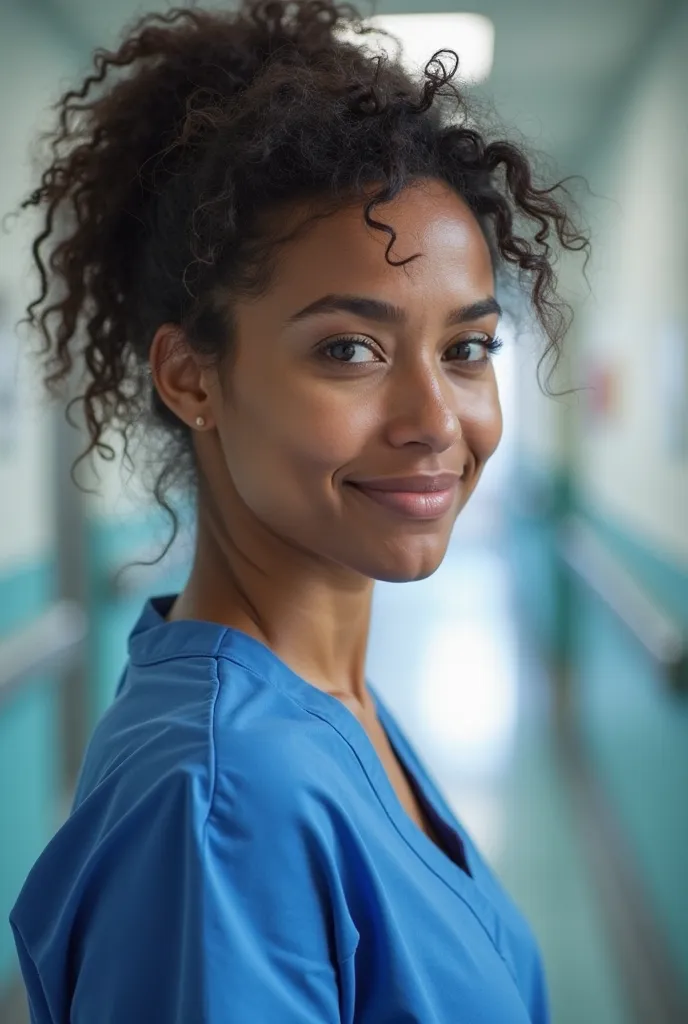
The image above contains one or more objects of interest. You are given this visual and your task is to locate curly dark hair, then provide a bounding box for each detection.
[18,0,588,554]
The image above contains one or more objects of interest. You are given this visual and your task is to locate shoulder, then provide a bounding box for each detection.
[13,640,361,981]
[16,645,353,903]
[208,655,350,839]
[77,642,350,847]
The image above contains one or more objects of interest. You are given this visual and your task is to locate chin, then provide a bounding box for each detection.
[355,537,450,584]
[373,563,444,584]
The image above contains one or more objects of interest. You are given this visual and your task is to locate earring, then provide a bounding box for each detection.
[195,415,206,428]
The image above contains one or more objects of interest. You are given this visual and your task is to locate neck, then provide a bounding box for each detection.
[170,493,375,711]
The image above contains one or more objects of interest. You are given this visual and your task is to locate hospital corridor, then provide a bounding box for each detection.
[1,1,687,1023]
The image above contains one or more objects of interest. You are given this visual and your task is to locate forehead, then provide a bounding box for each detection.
[254,180,495,316]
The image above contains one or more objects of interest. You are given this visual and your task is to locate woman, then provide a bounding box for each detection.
[10,2,586,1021]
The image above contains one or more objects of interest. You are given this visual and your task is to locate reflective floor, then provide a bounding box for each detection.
[367,515,631,1024]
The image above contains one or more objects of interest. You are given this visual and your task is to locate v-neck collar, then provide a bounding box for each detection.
[374,697,474,877]
[130,595,508,952]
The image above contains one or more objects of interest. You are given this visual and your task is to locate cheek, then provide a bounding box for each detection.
[460,383,503,462]
[290,391,376,471]
[225,371,372,484]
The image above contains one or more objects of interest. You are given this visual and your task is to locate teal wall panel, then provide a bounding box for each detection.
[580,506,688,626]
[0,561,56,995]
[569,515,688,989]
[508,514,561,657]
[575,591,688,987]
[506,460,571,662]
[509,474,688,991]
[0,681,57,993]
[0,562,54,633]
[86,514,190,727]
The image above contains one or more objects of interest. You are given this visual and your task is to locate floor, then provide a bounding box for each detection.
[366,513,631,1024]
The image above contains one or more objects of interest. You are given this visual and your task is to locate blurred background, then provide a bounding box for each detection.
[0,1,686,1022]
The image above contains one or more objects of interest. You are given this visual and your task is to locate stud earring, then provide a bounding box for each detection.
[195,415,206,428]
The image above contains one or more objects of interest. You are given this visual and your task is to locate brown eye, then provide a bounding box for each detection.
[321,336,379,364]
[445,336,503,363]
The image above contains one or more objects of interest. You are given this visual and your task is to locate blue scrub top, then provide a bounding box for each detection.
[11,595,549,1023]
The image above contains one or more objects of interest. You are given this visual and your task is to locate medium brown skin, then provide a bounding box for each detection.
[151,179,502,843]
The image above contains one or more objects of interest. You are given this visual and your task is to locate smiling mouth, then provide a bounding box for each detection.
[346,482,459,520]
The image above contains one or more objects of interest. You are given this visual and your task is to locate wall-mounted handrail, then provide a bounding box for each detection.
[0,600,87,708]
[559,515,687,694]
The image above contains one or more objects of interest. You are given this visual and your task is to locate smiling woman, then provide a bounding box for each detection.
[156,182,505,589]
[10,2,587,1022]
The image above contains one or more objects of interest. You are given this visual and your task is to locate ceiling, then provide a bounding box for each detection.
[35,0,679,171]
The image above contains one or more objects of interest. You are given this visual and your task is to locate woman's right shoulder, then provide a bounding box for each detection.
[75,648,350,845]
[13,650,355,937]
[11,653,360,1020]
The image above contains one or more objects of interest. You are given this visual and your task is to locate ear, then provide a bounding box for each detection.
[149,324,215,431]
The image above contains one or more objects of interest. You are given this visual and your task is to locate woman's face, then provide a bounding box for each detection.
[208,179,503,583]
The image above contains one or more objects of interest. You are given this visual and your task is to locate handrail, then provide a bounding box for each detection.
[0,600,87,707]
[559,516,687,694]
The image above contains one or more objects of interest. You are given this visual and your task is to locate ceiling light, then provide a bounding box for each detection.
[352,13,495,84]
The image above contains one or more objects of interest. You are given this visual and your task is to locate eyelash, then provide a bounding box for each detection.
[319,334,504,366]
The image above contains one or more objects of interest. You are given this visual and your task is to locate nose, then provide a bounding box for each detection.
[384,363,462,453]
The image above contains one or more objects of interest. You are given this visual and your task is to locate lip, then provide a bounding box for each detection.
[347,473,461,493]
[346,474,460,520]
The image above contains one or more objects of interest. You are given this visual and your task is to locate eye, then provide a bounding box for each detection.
[320,335,381,364]
[445,335,503,364]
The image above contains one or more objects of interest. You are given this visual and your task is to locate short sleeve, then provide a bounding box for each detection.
[62,750,352,1023]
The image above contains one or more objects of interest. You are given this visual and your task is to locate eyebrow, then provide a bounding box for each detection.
[286,293,502,327]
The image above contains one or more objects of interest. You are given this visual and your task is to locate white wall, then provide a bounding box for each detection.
[514,1,688,566]
[575,0,688,564]
[0,5,82,573]
[512,258,585,484]
[0,3,147,575]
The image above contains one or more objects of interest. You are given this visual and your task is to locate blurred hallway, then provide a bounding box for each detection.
[2,1,687,1022]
